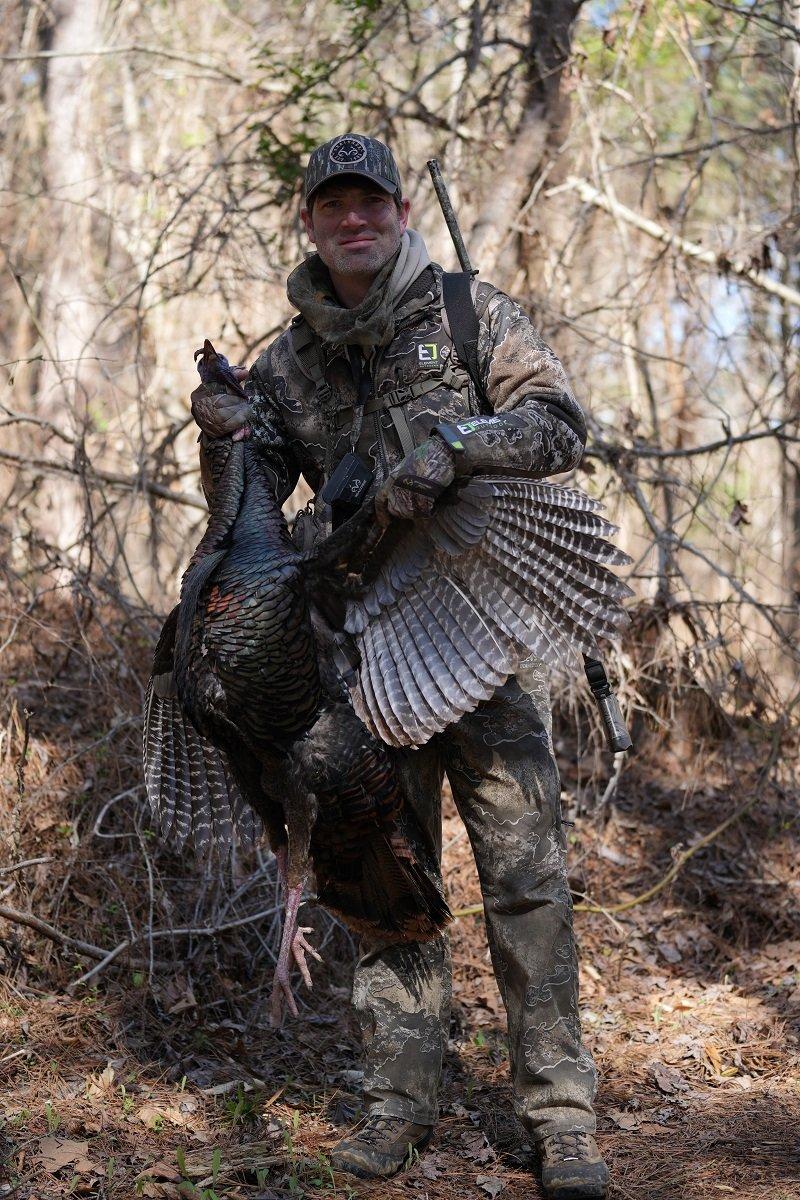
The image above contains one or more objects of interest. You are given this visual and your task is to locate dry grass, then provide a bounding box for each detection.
[0,593,798,1200]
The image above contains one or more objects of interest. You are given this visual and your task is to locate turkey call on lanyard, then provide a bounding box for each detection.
[322,451,373,523]
[321,345,375,527]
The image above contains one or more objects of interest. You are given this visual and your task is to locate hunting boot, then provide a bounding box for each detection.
[330,1113,434,1179]
[537,1129,610,1199]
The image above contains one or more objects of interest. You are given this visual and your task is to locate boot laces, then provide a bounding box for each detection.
[355,1114,410,1149]
[544,1129,592,1162]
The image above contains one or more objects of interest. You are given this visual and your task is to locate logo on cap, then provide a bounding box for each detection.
[329,136,367,166]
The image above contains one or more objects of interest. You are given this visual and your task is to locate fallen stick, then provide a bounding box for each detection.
[0,904,110,961]
[0,901,281,992]
[451,785,764,920]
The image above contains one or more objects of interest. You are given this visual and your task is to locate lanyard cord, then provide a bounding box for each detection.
[347,345,371,453]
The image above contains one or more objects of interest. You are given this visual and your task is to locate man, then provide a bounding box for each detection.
[191,134,609,1200]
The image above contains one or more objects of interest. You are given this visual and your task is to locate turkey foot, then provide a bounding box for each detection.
[270,882,322,1026]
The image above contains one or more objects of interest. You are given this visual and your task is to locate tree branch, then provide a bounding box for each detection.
[586,420,798,462]
[0,44,286,90]
[547,176,800,308]
[0,447,207,511]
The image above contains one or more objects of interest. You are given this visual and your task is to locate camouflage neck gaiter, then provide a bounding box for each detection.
[287,230,431,349]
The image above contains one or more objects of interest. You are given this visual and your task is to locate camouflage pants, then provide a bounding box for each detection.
[351,669,597,1137]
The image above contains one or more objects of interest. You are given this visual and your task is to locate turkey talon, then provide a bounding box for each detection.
[292,926,322,989]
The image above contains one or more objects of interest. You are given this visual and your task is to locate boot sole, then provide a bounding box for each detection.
[542,1186,608,1200]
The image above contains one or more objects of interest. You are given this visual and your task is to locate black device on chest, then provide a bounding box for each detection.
[321,451,374,525]
[320,345,375,528]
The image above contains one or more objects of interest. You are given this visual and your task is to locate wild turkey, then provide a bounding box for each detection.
[143,341,631,1020]
[144,344,450,1023]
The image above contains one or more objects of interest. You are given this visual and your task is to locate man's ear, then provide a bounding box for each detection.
[399,197,411,234]
[301,206,316,244]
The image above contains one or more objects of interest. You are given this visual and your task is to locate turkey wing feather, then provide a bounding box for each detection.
[345,476,632,747]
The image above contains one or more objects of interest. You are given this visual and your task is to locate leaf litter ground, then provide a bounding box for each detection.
[0,604,798,1200]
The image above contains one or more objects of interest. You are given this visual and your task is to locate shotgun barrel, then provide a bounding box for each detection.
[427,158,477,276]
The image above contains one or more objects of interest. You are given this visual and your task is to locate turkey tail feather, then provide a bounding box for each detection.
[143,605,257,855]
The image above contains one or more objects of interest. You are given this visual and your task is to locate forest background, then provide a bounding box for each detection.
[0,1,798,1198]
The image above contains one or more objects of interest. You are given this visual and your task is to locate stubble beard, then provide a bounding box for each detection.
[326,231,402,279]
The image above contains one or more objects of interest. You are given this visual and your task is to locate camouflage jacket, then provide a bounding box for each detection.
[246,263,586,529]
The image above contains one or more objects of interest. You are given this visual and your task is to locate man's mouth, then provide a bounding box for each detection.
[339,237,375,249]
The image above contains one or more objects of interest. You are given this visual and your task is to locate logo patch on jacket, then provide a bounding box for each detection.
[418,343,439,363]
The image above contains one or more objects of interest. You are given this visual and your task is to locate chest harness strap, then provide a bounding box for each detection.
[290,309,476,466]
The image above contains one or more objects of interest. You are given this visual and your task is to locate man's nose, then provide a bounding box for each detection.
[340,207,368,227]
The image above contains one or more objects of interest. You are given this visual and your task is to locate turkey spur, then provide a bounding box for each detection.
[144,341,450,1024]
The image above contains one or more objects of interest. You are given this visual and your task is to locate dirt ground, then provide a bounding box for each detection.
[0,605,798,1200]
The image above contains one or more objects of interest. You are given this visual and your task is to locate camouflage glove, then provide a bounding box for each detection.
[190,366,251,440]
[375,434,456,525]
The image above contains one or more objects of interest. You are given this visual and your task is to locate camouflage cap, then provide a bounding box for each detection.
[304,134,402,204]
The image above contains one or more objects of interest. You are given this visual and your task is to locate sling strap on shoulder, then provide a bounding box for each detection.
[441,271,489,411]
[441,271,632,754]
[289,316,330,394]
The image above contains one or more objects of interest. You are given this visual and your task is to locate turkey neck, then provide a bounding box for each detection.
[186,436,323,750]
[230,441,293,555]
[193,438,291,563]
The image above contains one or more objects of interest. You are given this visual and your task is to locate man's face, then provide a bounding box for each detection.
[301,179,410,279]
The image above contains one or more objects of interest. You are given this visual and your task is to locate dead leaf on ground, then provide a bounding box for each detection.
[136,1102,196,1130]
[85,1063,116,1100]
[607,1109,640,1130]
[461,1130,495,1164]
[36,1137,100,1174]
[33,813,60,833]
[703,1041,725,1075]
[420,1152,445,1180]
[476,1175,505,1197]
[657,941,683,964]
[650,1062,690,1095]
[135,1182,177,1199]
[138,1161,182,1182]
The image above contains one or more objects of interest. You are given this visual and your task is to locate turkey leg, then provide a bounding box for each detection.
[269,765,321,1024]
[270,880,321,1025]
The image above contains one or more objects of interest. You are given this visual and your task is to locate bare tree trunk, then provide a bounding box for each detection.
[36,0,103,557]
[779,263,800,634]
[470,0,582,280]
